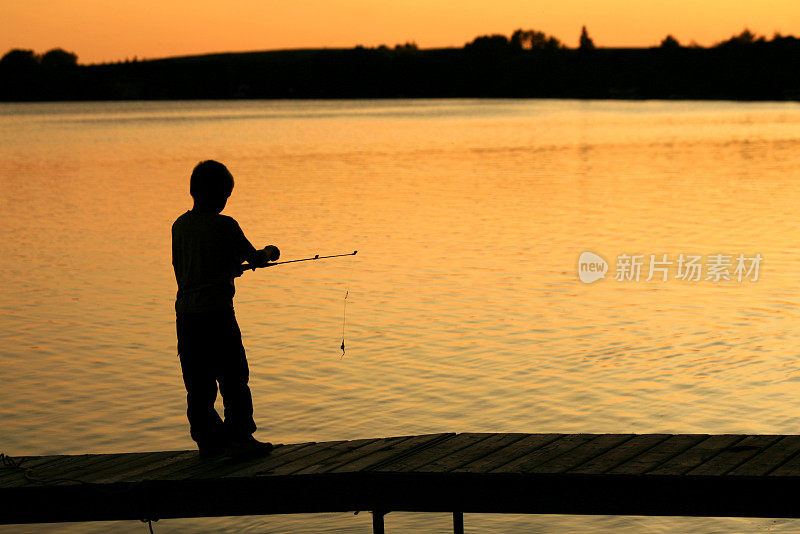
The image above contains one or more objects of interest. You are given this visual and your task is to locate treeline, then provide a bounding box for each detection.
[2,28,800,101]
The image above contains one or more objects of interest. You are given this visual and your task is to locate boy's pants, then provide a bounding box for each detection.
[176,310,257,446]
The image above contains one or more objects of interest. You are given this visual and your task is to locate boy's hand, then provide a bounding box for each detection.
[239,246,280,273]
[264,245,280,262]
[251,249,269,268]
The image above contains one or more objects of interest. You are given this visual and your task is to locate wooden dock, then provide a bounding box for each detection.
[5,433,800,532]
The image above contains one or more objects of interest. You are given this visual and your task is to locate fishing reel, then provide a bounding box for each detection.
[263,244,280,262]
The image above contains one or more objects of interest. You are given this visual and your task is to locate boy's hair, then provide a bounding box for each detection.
[190,160,234,200]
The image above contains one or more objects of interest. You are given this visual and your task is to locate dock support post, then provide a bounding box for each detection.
[453,511,464,534]
[372,511,386,534]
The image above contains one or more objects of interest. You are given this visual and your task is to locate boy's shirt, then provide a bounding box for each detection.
[172,210,256,313]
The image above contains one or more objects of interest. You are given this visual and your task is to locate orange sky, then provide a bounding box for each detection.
[3,0,799,64]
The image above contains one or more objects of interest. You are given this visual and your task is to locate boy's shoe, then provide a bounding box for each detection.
[227,435,274,459]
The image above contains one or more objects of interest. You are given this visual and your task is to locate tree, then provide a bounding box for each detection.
[731,28,757,44]
[394,42,418,51]
[510,29,562,51]
[579,26,595,51]
[41,48,78,69]
[464,34,511,56]
[660,35,681,49]
[0,49,39,69]
[0,49,43,100]
[716,28,766,47]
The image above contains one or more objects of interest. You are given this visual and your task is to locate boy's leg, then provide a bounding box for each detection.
[177,313,226,447]
[217,311,257,440]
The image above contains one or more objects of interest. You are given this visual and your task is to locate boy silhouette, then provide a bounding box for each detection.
[172,160,279,458]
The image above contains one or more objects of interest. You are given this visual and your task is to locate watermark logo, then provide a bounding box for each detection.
[578,251,609,284]
[578,252,762,283]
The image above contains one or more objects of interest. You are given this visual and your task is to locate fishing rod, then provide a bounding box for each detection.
[240,250,357,272]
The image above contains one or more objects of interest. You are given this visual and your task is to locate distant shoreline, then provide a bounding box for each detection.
[3,39,800,102]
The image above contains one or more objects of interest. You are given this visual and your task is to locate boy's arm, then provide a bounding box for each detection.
[243,248,269,267]
[230,219,279,272]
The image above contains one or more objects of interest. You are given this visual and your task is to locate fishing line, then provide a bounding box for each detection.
[340,249,355,358]
[340,289,348,358]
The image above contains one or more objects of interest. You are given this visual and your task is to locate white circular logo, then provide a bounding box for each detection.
[578,251,608,283]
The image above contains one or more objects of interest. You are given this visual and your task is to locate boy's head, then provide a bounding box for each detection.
[190,160,234,212]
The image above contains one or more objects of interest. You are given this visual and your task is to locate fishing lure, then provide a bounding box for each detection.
[341,290,348,358]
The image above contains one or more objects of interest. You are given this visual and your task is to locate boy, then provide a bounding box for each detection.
[172,160,279,458]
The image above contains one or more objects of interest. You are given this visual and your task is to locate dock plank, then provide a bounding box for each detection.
[570,434,671,474]
[688,435,781,476]
[86,451,193,483]
[210,443,321,479]
[732,435,800,476]
[266,438,384,476]
[373,433,491,472]
[59,452,164,484]
[330,433,453,473]
[413,433,530,473]
[767,436,800,476]
[0,453,127,488]
[452,434,562,473]
[140,443,320,482]
[294,436,423,475]
[141,451,230,481]
[607,434,707,475]
[490,434,598,473]
[0,455,67,486]
[647,434,744,476]
[526,434,635,474]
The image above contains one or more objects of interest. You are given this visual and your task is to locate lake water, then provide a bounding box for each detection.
[2,98,800,532]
